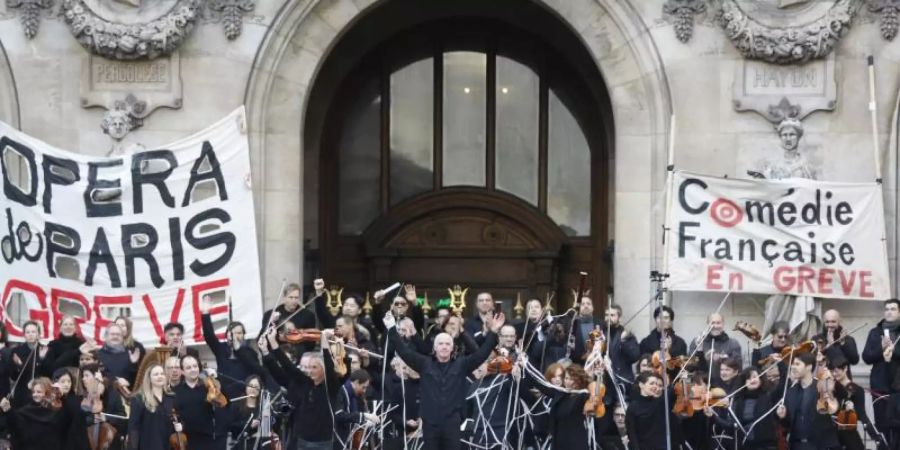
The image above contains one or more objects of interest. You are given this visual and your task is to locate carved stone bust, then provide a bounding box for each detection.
[758,118,817,180]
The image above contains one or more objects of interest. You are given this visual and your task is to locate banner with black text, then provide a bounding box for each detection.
[666,171,890,300]
[0,108,262,346]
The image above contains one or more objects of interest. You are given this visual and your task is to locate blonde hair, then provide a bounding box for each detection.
[139,363,170,412]
[115,316,136,348]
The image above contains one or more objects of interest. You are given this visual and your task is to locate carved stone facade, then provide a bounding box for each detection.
[662,0,706,43]
[209,0,255,40]
[6,0,52,39]
[869,0,900,41]
[61,0,201,60]
[717,0,858,64]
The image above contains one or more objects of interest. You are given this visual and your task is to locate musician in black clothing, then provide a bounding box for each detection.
[862,298,900,447]
[703,367,780,450]
[163,322,200,360]
[514,299,545,353]
[625,371,685,450]
[127,363,180,450]
[199,296,265,397]
[47,316,84,372]
[259,328,342,450]
[228,375,263,449]
[383,357,421,450]
[813,310,860,366]
[383,308,503,450]
[601,304,640,389]
[775,352,840,450]
[830,357,884,450]
[638,306,687,358]
[172,354,229,450]
[10,321,53,407]
[259,282,318,352]
[752,321,790,372]
[334,369,378,450]
[372,285,425,339]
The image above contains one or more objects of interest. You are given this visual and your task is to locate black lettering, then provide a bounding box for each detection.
[800,189,821,225]
[835,202,853,225]
[738,239,756,261]
[678,178,708,215]
[85,160,123,217]
[0,137,38,207]
[761,240,779,266]
[85,228,121,288]
[822,242,836,265]
[746,201,774,225]
[185,208,235,276]
[839,243,855,265]
[169,217,184,281]
[714,238,732,259]
[678,222,699,257]
[44,222,80,278]
[777,202,796,226]
[182,141,228,206]
[132,150,176,213]
[121,223,163,288]
[41,155,80,214]
[783,241,805,262]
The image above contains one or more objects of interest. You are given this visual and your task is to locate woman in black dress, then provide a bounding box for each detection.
[521,361,593,450]
[228,375,263,449]
[127,363,180,450]
[48,316,85,372]
[0,376,67,450]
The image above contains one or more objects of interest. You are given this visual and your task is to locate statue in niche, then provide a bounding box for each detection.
[746,108,822,342]
[748,117,817,181]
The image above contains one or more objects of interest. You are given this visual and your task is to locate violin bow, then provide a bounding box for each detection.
[563,272,588,362]
[263,278,287,333]
[705,340,714,408]
[820,322,868,352]
[778,346,796,406]
[673,292,732,383]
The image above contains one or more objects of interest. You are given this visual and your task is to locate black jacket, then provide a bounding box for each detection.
[48,334,84,372]
[10,343,53,407]
[638,329,687,357]
[200,313,266,397]
[263,347,341,445]
[625,389,685,450]
[813,327,860,366]
[5,401,67,450]
[386,326,497,428]
[127,393,177,450]
[97,346,138,384]
[521,369,591,450]
[602,323,640,385]
[780,380,839,447]
[708,385,779,447]
[862,320,900,393]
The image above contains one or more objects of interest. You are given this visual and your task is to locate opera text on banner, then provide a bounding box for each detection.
[0,108,262,346]
[666,171,891,300]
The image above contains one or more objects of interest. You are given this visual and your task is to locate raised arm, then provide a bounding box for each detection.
[200,297,228,362]
[462,312,503,373]
[384,313,428,373]
[311,278,335,329]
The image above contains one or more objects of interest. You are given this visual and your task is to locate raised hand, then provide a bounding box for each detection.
[488,312,506,333]
[129,347,141,364]
[383,311,397,330]
[257,335,269,356]
[200,295,212,315]
[776,404,786,419]
[314,278,325,296]
[404,284,416,303]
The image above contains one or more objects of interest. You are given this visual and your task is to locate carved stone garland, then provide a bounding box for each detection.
[663,0,707,43]
[869,0,900,41]
[209,0,255,40]
[60,0,201,60]
[717,0,858,64]
[6,0,53,39]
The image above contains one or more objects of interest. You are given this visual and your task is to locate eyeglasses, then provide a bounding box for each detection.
[393,302,408,307]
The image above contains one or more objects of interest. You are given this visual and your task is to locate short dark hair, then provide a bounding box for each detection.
[607,304,623,315]
[343,295,363,308]
[164,322,184,334]
[22,320,40,333]
[637,371,662,385]
[795,352,815,367]
[653,305,674,321]
[770,321,790,335]
[180,354,199,369]
[349,369,371,384]
[827,356,850,371]
[719,357,741,373]
[886,298,900,309]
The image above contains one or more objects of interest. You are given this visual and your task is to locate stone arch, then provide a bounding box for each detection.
[0,39,20,128]
[244,0,673,311]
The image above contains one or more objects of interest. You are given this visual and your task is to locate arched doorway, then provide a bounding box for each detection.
[304,0,612,308]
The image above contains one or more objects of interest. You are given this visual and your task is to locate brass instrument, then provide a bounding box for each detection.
[133,346,172,391]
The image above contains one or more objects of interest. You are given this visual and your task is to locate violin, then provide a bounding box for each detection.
[733,321,761,342]
[836,403,858,430]
[672,378,694,417]
[582,327,606,359]
[486,351,513,375]
[652,352,697,374]
[582,331,606,418]
[203,374,228,408]
[281,328,322,344]
[757,340,816,367]
[815,364,838,414]
[330,336,348,378]
[703,387,729,408]
[169,409,188,450]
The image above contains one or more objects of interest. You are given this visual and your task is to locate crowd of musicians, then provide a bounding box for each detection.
[2,280,900,450]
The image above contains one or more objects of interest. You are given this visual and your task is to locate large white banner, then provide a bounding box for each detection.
[0,108,262,346]
[666,171,891,300]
